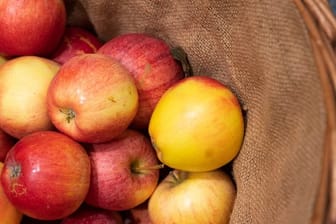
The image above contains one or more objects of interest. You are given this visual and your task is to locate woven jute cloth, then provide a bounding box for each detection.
[65,0,327,223]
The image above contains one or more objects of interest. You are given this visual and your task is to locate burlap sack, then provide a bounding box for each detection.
[64,1,327,223]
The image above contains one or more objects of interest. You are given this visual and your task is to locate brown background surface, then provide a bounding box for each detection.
[64,1,327,223]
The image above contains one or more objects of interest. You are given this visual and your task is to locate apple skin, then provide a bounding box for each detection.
[98,33,184,130]
[0,128,16,162]
[0,162,23,224]
[128,201,153,224]
[47,53,139,143]
[61,205,123,224]
[149,75,245,172]
[51,26,103,65]
[0,131,91,220]
[0,56,60,139]
[0,0,66,57]
[21,215,62,224]
[85,129,160,211]
[148,169,236,224]
[0,55,7,65]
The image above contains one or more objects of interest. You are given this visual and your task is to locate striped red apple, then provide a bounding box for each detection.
[0,0,66,56]
[85,129,161,211]
[51,26,103,65]
[98,33,184,130]
[47,53,139,143]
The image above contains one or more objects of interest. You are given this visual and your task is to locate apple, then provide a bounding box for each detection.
[98,33,184,130]
[51,26,103,64]
[148,75,245,172]
[21,216,62,224]
[0,0,66,56]
[0,131,91,220]
[128,201,152,224]
[85,129,161,211]
[0,55,7,65]
[47,53,139,143]
[0,128,16,162]
[148,169,236,224]
[0,162,23,224]
[0,56,60,139]
[61,205,123,224]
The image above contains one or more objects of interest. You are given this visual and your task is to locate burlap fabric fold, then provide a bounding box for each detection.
[64,1,327,223]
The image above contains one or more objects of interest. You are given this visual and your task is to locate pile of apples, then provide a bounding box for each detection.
[0,0,245,224]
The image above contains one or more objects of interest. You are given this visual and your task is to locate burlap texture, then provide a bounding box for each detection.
[64,1,327,223]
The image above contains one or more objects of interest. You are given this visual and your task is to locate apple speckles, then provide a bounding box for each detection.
[144,63,152,74]
[10,182,26,197]
[139,63,152,86]
[108,96,117,103]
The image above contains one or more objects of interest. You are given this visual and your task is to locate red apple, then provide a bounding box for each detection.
[0,56,60,139]
[61,205,123,224]
[0,131,91,220]
[0,162,23,224]
[0,129,16,162]
[85,129,161,211]
[148,169,236,224]
[98,33,184,130]
[51,26,103,65]
[128,201,152,224]
[47,53,139,143]
[0,0,66,56]
[21,216,61,224]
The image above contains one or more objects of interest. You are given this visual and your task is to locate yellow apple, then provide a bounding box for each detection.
[148,169,236,224]
[0,162,23,224]
[148,75,244,172]
[0,56,60,138]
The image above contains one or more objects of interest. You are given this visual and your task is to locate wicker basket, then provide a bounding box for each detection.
[60,1,336,223]
[294,1,336,223]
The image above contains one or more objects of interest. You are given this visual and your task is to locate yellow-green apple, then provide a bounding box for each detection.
[0,129,16,162]
[47,53,139,143]
[85,129,161,211]
[148,169,236,224]
[149,75,245,172]
[0,131,91,220]
[61,205,123,224]
[0,162,23,224]
[98,33,184,130]
[0,0,66,56]
[0,56,60,139]
[51,26,103,65]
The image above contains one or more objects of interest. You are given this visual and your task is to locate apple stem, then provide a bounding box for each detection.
[171,170,188,184]
[171,170,180,183]
[132,163,164,174]
[59,108,76,123]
